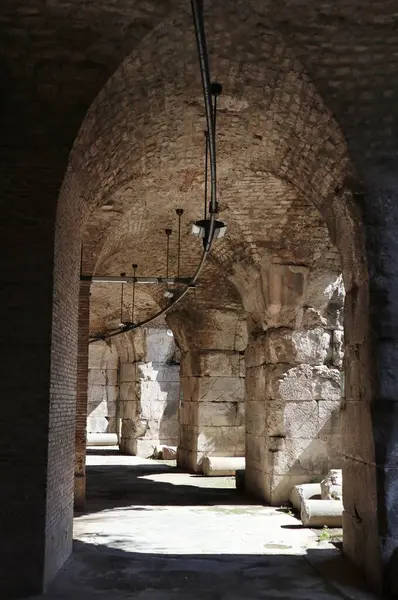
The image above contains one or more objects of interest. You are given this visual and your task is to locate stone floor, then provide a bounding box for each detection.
[28,448,378,600]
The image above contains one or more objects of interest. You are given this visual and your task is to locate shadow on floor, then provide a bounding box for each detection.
[65,452,378,600]
[77,460,256,516]
[86,448,121,456]
[38,539,354,600]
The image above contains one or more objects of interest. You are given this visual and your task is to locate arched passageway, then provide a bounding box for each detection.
[2,1,398,598]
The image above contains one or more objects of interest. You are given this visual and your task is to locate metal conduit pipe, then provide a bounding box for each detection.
[84,276,194,285]
[89,0,218,343]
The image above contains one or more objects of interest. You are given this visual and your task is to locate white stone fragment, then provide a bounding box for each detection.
[321,469,343,501]
[87,433,118,446]
[154,445,177,460]
[301,499,343,527]
[202,456,245,476]
[289,483,322,512]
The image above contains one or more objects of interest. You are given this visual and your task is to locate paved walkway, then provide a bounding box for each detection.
[29,449,377,600]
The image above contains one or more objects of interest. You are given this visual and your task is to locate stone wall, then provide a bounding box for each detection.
[232,263,344,505]
[179,349,246,471]
[167,308,247,472]
[87,341,119,435]
[119,328,180,457]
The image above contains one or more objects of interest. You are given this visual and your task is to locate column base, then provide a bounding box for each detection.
[74,474,86,509]
[177,447,201,473]
[119,437,136,455]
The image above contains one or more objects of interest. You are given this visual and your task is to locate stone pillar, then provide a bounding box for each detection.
[341,170,398,596]
[87,341,119,435]
[74,281,90,509]
[119,328,180,456]
[232,263,343,505]
[0,151,78,596]
[167,308,247,472]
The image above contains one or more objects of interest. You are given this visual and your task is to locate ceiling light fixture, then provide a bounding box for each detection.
[191,82,226,248]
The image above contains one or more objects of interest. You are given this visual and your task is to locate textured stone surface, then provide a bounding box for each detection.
[243,269,343,507]
[119,328,180,457]
[181,350,243,378]
[231,263,309,331]
[265,328,332,365]
[169,309,246,472]
[86,329,180,457]
[87,341,120,435]
[167,309,248,353]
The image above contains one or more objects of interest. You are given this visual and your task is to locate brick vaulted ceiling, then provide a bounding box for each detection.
[72,2,346,334]
[3,0,396,334]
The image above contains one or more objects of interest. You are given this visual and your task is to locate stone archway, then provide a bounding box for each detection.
[53,13,375,591]
[3,1,398,597]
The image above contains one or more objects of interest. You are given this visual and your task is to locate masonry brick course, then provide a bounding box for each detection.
[74,281,91,508]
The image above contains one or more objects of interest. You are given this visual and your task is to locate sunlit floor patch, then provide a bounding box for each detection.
[30,452,371,600]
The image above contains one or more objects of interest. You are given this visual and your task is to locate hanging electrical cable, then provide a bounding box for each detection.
[176,208,184,278]
[165,229,172,278]
[119,272,126,326]
[204,131,209,221]
[88,0,223,344]
[131,264,137,324]
[163,228,174,300]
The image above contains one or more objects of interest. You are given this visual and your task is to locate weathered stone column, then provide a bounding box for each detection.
[74,281,91,509]
[232,263,343,505]
[167,308,247,472]
[119,328,180,456]
[87,341,119,435]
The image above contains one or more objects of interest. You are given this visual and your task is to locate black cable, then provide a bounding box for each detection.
[212,93,217,208]
[119,272,126,324]
[131,264,137,323]
[165,229,172,278]
[191,0,216,250]
[176,209,184,277]
[204,130,209,220]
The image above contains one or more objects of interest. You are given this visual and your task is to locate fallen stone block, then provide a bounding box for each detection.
[290,483,322,512]
[202,456,245,476]
[153,445,177,460]
[301,499,343,527]
[321,469,342,501]
[235,469,245,491]
[160,445,177,460]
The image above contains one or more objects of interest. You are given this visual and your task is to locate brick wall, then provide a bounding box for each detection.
[74,281,91,508]
[0,135,78,597]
